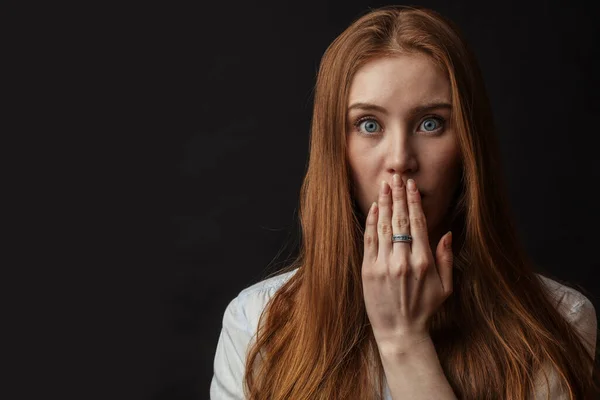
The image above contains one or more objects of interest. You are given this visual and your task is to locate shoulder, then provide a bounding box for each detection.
[211,269,300,398]
[536,273,595,317]
[528,274,598,397]
[238,268,299,300]
[222,268,300,336]
[536,273,597,356]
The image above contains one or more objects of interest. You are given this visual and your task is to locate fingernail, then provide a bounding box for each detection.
[445,231,452,248]
[381,180,390,194]
[371,201,378,213]
[393,174,400,186]
[407,179,417,192]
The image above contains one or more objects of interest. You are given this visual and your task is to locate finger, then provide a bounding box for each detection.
[406,179,430,256]
[363,201,379,263]
[377,180,392,259]
[435,231,454,296]
[391,174,411,254]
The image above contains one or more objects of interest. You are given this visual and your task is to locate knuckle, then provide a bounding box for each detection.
[379,194,391,204]
[361,267,374,280]
[410,215,427,229]
[378,222,392,235]
[392,261,409,276]
[393,215,410,228]
[364,233,376,246]
[414,258,429,273]
[408,196,421,204]
[363,266,384,280]
[392,186,404,198]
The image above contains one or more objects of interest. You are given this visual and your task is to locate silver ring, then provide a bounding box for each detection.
[392,234,412,243]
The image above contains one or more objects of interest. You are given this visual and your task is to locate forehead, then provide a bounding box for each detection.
[347,54,450,107]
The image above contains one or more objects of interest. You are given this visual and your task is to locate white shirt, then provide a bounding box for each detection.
[210,269,597,399]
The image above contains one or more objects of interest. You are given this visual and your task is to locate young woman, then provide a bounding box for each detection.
[210,5,599,399]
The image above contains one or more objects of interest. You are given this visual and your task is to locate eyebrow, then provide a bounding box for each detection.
[347,101,452,116]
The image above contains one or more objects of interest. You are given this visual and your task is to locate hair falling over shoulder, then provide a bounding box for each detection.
[243,6,600,399]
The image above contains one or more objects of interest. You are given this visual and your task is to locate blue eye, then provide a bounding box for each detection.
[420,117,444,133]
[354,117,381,134]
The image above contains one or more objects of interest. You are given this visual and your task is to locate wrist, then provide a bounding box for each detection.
[376,333,433,358]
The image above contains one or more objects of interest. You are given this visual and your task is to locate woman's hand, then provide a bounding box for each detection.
[362,174,454,353]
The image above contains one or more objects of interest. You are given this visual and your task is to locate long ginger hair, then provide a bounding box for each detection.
[243,6,599,399]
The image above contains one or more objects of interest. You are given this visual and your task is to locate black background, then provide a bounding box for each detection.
[12,0,600,399]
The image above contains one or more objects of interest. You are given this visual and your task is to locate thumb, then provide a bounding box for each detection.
[435,231,454,297]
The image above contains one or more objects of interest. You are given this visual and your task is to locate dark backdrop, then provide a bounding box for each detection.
[24,1,598,399]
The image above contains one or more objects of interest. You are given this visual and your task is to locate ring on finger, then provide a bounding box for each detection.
[392,234,413,243]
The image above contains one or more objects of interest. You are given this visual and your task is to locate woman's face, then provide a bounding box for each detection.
[346,53,462,249]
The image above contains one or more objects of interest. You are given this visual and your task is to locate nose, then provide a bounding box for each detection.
[385,131,418,178]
